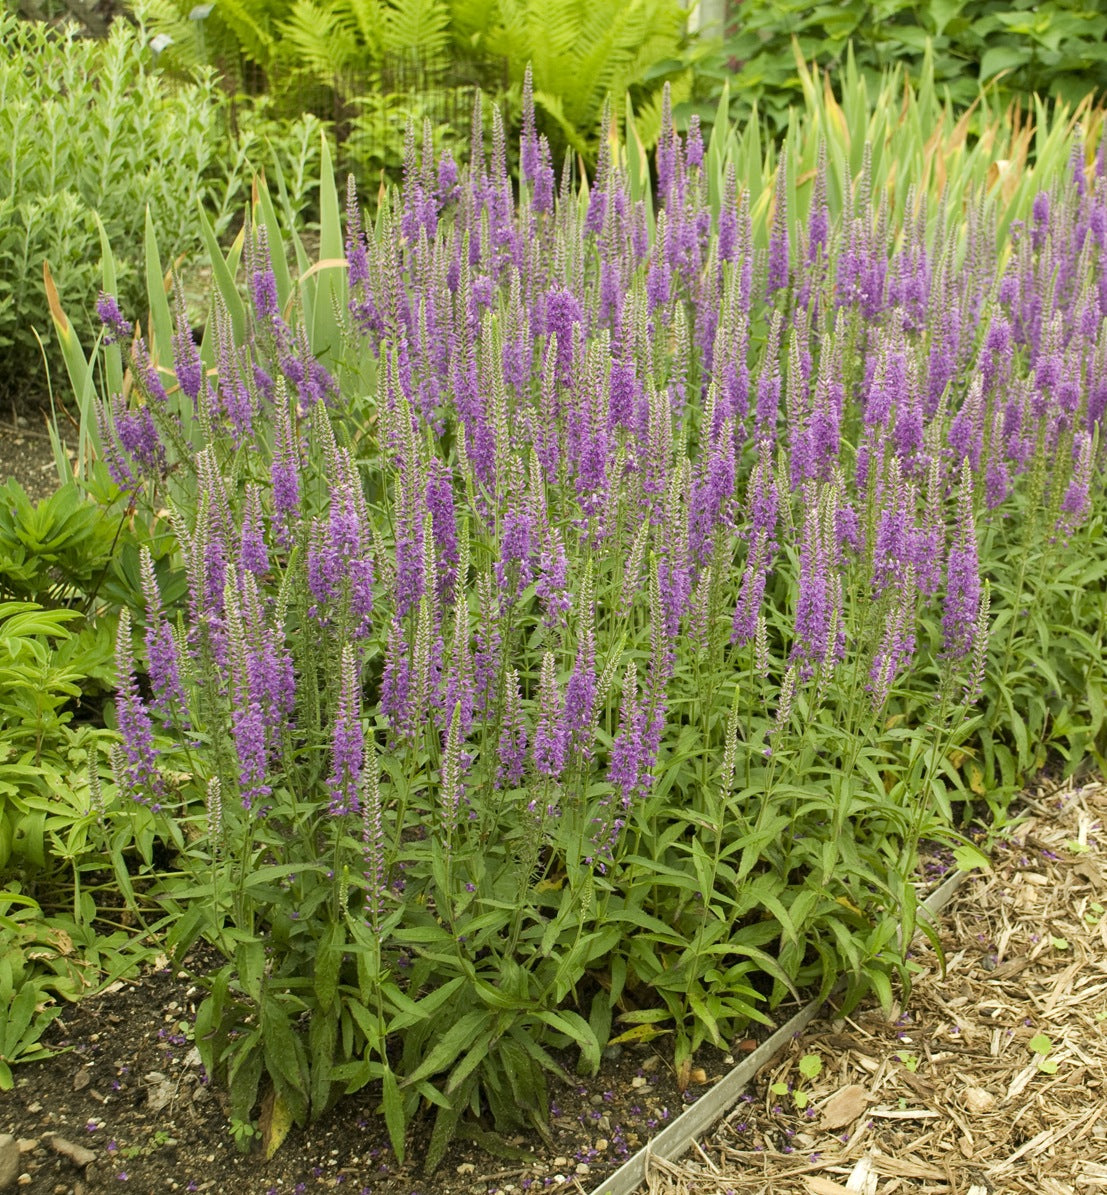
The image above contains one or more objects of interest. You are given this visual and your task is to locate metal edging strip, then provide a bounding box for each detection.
[586,868,971,1195]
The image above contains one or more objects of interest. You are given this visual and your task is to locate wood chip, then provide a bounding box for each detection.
[963,1086,996,1113]
[623,779,1107,1195]
[817,1086,870,1131]
[802,1179,854,1195]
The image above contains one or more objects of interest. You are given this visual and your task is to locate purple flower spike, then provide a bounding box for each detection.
[497,668,528,789]
[114,610,165,803]
[171,277,203,406]
[941,463,981,662]
[328,645,364,816]
[532,651,567,780]
[239,484,269,576]
[96,292,133,346]
[140,548,187,726]
[767,163,789,296]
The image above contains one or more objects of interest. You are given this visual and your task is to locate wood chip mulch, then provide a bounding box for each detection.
[637,778,1107,1195]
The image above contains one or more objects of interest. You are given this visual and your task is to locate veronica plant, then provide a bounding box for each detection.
[85,82,1107,1168]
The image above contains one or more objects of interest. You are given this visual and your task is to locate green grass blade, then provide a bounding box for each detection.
[307,131,346,368]
[144,207,174,369]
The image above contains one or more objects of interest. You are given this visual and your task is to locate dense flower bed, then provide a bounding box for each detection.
[93,83,1107,1167]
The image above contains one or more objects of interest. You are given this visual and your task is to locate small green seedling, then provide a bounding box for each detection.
[894,1050,920,1073]
[1085,903,1104,926]
[1028,1033,1059,1074]
[1051,936,1070,951]
[771,1054,823,1111]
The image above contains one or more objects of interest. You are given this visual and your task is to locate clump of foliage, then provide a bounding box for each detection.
[0,14,228,401]
[53,78,1107,1173]
[0,11,327,405]
[699,0,1107,139]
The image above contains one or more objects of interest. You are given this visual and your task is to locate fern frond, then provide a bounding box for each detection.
[382,0,450,59]
[214,0,281,70]
[277,0,358,84]
[342,0,386,60]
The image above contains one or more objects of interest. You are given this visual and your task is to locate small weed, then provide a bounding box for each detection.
[1028,1033,1059,1074]
[772,1054,823,1111]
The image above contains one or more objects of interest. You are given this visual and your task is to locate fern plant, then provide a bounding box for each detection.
[464,0,690,158]
[137,0,694,177]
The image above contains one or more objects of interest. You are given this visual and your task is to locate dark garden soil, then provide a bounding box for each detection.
[5,960,727,1195]
[0,403,70,505]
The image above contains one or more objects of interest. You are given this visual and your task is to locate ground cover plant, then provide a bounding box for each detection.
[38,74,1107,1176]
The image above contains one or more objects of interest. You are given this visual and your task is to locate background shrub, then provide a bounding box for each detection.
[0,14,229,403]
[0,12,326,408]
[134,0,694,175]
[697,0,1107,139]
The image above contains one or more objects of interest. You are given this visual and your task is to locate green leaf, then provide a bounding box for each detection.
[307,131,345,368]
[951,842,991,873]
[402,1009,491,1087]
[381,1064,407,1164]
[143,208,174,375]
[798,1053,822,1080]
[313,922,345,1009]
[980,45,1030,83]
[261,1001,309,1125]
[1028,1033,1052,1056]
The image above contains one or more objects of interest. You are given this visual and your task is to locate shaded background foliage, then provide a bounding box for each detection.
[691,0,1107,135]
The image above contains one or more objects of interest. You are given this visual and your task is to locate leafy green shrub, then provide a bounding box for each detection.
[698,0,1107,139]
[0,12,330,406]
[0,14,233,402]
[0,587,186,1087]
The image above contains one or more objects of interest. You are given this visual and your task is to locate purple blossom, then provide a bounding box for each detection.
[531,651,567,780]
[869,575,917,707]
[239,484,269,576]
[1058,431,1094,538]
[607,662,646,809]
[270,395,301,547]
[328,646,364,815]
[941,464,982,661]
[104,394,167,485]
[380,619,413,744]
[791,496,841,673]
[96,292,133,345]
[171,282,203,405]
[767,165,789,296]
[114,611,165,802]
[140,548,187,725]
[563,621,596,759]
[496,668,528,788]
[249,225,282,329]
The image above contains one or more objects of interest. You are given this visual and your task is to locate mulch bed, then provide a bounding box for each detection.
[638,777,1107,1195]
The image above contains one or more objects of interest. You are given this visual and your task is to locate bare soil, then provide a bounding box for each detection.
[4,959,721,1194]
[0,404,69,505]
